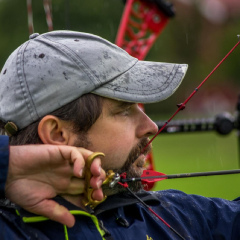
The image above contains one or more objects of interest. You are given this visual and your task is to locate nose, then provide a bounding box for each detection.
[136,111,158,138]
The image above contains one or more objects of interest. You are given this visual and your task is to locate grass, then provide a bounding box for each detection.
[150,131,240,200]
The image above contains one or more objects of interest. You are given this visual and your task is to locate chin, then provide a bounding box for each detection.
[134,167,144,178]
[131,159,145,177]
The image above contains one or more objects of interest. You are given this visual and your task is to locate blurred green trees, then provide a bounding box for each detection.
[0,0,239,116]
[1,0,240,198]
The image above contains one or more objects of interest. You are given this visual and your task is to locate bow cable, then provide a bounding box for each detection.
[126,186,185,240]
[142,37,240,153]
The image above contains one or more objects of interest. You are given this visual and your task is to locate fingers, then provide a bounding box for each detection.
[28,199,75,228]
[90,156,101,176]
[67,147,90,178]
[89,163,106,202]
[91,188,104,201]
[70,147,106,187]
[76,151,106,202]
[59,146,106,201]
[59,145,104,178]
[90,166,106,190]
[69,147,103,177]
[64,178,85,195]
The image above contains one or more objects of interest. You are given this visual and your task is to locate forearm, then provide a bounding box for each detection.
[0,135,9,198]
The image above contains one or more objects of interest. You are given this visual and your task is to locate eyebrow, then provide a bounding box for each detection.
[115,101,135,109]
[107,101,135,114]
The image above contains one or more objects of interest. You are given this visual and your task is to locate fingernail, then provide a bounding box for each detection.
[97,180,103,189]
[79,169,83,177]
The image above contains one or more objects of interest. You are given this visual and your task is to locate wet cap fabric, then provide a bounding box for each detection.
[0,30,188,131]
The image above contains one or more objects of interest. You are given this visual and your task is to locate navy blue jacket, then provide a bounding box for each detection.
[1,136,240,239]
[1,190,240,240]
[0,135,9,198]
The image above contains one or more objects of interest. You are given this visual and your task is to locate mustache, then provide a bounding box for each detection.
[119,137,152,173]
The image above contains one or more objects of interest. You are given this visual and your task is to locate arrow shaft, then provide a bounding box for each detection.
[121,169,240,183]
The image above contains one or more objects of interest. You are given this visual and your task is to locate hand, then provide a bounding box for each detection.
[5,145,106,227]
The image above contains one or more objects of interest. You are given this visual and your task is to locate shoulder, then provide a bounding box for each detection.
[146,190,240,239]
[149,189,195,201]
[150,189,240,214]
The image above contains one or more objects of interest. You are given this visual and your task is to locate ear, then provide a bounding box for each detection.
[38,115,71,145]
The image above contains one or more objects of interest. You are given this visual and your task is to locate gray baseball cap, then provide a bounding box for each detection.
[0,30,188,132]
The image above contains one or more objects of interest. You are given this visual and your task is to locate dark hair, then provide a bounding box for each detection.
[0,93,103,145]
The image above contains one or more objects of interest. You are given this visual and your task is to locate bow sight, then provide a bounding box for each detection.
[155,108,236,135]
[154,94,240,165]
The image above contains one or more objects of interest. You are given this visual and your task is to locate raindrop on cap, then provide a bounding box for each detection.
[29,33,40,39]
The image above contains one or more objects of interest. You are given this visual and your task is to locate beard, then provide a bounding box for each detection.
[103,137,152,195]
[74,134,152,196]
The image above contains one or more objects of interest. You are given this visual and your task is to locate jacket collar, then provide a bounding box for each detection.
[3,190,160,218]
[94,190,160,215]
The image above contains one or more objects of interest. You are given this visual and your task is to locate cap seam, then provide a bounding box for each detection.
[103,58,139,86]
[17,41,39,123]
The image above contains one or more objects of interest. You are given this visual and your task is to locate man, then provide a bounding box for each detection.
[0,30,239,240]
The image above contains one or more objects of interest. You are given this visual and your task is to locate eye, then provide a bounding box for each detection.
[122,109,130,116]
[119,106,132,116]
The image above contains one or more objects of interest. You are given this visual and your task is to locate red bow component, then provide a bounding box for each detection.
[115,0,174,60]
[141,169,167,185]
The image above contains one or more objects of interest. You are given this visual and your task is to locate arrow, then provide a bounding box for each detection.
[120,169,240,184]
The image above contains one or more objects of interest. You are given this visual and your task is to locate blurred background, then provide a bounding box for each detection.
[0,0,240,199]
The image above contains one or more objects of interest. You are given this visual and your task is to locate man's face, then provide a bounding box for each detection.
[76,98,158,192]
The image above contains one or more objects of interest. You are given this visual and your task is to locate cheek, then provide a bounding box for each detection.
[89,119,135,150]
[87,116,138,169]
[89,132,135,170]
[95,137,134,170]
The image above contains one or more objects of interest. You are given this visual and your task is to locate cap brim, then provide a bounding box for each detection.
[93,60,188,103]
